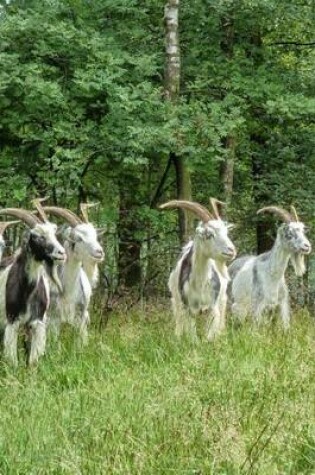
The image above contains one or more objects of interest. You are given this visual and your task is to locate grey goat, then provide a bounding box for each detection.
[229,206,311,328]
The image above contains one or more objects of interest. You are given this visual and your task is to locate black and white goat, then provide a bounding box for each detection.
[0,208,66,366]
[41,205,104,343]
[160,199,236,341]
[229,206,311,329]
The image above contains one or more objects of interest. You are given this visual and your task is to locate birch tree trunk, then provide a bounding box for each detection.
[164,0,192,243]
[164,0,180,101]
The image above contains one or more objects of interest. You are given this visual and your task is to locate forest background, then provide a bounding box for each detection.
[0,0,315,309]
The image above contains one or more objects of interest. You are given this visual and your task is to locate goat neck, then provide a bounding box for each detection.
[61,242,84,296]
[189,239,213,287]
[267,233,291,279]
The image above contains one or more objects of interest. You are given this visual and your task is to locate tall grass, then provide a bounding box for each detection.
[0,309,314,474]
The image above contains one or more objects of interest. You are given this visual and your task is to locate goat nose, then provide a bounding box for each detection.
[228,246,236,256]
[60,250,67,261]
[94,248,104,260]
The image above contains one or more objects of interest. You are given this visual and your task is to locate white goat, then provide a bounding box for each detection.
[160,199,236,341]
[0,207,66,366]
[229,206,311,329]
[79,203,104,290]
[42,204,104,343]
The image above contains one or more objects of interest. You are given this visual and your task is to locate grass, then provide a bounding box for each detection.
[0,308,315,474]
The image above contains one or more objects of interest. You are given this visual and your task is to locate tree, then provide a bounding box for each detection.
[164,0,192,243]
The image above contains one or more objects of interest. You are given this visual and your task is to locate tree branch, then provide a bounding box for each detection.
[269,41,315,47]
[150,155,173,208]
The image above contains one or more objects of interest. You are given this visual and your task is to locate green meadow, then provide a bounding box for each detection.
[0,309,314,475]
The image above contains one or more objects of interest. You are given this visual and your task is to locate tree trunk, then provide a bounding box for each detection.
[220,136,235,206]
[117,181,142,290]
[164,0,180,101]
[164,0,192,243]
[172,153,192,242]
[249,29,273,254]
[251,137,274,254]
[219,14,235,206]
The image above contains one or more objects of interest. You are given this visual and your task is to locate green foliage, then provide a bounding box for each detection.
[0,0,167,205]
[0,0,314,291]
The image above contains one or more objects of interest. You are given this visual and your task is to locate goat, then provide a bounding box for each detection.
[79,203,105,289]
[0,207,66,366]
[41,204,104,343]
[160,199,236,341]
[0,220,19,263]
[228,205,311,329]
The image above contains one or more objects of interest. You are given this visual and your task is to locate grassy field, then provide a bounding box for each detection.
[0,307,314,474]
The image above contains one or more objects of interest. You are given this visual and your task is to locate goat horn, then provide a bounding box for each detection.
[159,200,214,222]
[257,206,292,223]
[80,202,99,223]
[290,205,299,222]
[209,197,225,220]
[42,207,82,227]
[31,197,49,222]
[0,209,41,228]
[0,220,20,235]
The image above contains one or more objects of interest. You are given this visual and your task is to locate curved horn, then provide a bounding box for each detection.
[257,206,292,223]
[32,197,49,223]
[42,207,82,227]
[0,208,41,228]
[80,202,99,223]
[160,200,214,222]
[209,197,225,220]
[0,220,20,236]
[290,205,299,222]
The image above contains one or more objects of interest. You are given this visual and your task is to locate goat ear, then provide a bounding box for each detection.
[63,227,76,242]
[97,228,106,237]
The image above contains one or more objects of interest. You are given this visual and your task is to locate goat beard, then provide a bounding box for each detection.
[215,260,229,280]
[290,252,306,277]
[45,260,63,293]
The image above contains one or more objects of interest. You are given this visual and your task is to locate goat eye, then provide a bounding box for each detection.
[285,229,294,239]
[206,231,214,239]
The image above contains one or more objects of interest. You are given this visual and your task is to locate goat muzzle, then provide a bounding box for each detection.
[222,247,237,260]
[51,250,67,262]
[92,249,104,262]
[301,243,312,255]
